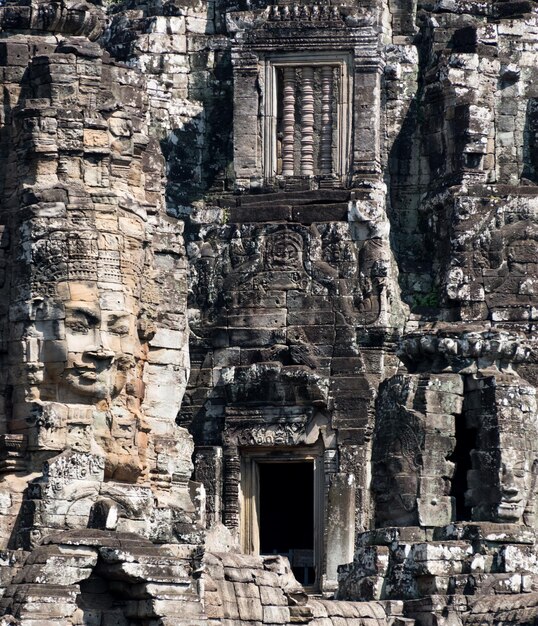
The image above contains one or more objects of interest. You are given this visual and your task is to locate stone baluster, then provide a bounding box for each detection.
[300,66,315,176]
[320,65,334,175]
[282,67,296,176]
[223,444,240,529]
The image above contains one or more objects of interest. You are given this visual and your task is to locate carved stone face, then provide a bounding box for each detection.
[47,282,139,404]
[461,373,538,524]
[266,231,303,269]
[495,449,531,522]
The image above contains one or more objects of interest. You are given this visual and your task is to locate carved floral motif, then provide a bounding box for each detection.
[223,422,306,446]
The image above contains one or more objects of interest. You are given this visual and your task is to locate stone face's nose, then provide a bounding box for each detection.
[501,482,519,496]
[500,466,520,497]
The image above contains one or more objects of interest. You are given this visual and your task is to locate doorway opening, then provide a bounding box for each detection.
[449,413,477,521]
[240,450,322,589]
[258,462,315,585]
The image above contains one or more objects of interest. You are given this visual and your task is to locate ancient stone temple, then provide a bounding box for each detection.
[1,0,538,624]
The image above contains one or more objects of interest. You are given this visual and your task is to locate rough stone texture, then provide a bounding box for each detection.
[202,552,402,625]
[0,530,206,625]
[0,0,537,624]
[0,0,196,550]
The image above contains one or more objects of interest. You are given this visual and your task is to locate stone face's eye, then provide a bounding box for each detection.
[66,320,89,334]
[107,315,130,336]
[65,308,100,334]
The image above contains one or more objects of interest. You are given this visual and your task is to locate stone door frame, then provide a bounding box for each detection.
[239,444,325,589]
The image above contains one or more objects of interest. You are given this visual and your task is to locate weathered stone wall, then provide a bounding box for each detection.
[1,0,538,624]
[0,0,195,551]
[105,0,232,208]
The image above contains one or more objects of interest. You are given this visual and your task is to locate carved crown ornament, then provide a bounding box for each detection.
[398,328,537,371]
[18,231,147,291]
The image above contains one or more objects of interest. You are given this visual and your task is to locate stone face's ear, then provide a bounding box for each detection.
[88,499,119,530]
[523,459,538,527]
[137,309,157,342]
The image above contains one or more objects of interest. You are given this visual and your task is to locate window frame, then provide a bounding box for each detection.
[263,52,353,182]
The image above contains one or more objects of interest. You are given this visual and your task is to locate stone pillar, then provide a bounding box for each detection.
[194,446,223,528]
[325,473,356,590]
[416,373,463,526]
[282,66,296,176]
[0,434,26,473]
[232,51,262,189]
[351,54,383,183]
[300,66,315,176]
[320,65,334,176]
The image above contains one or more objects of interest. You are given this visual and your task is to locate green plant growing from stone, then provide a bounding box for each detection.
[413,290,440,308]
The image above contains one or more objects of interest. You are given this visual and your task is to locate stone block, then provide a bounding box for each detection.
[497,544,538,574]
[262,605,290,623]
[20,563,93,585]
[186,15,214,34]
[236,596,263,621]
[259,585,287,606]
[351,546,390,576]
[233,581,260,598]
[0,42,29,66]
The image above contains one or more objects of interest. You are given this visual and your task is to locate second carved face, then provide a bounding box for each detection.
[40,282,141,405]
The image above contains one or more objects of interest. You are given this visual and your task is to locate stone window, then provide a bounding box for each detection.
[264,54,351,182]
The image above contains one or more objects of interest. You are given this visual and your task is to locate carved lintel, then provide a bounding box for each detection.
[43,451,105,482]
[223,422,306,447]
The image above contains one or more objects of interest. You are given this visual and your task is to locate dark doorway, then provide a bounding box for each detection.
[258,462,315,585]
[449,414,477,521]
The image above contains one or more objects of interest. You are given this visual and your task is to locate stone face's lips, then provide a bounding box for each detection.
[79,370,97,381]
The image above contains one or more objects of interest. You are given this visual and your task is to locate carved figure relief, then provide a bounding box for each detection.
[372,376,424,527]
[265,229,304,270]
